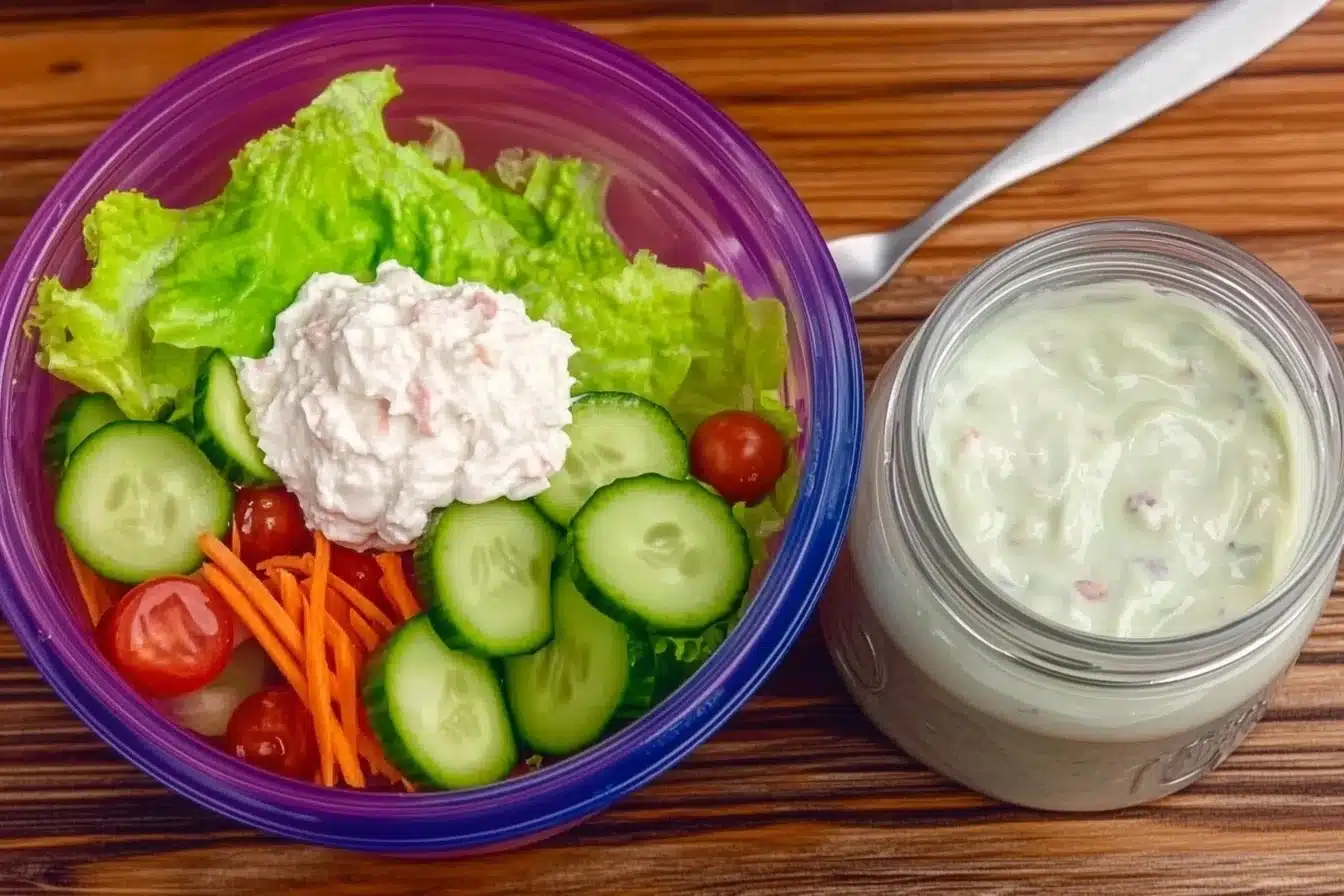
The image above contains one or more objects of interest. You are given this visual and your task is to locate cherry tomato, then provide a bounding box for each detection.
[399,549,418,593]
[98,576,235,698]
[329,544,386,602]
[224,686,318,780]
[233,486,312,567]
[689,410,788,506]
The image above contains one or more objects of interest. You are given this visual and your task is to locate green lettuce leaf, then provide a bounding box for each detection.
[143,68,533,358]
[24,192,201,419]
[28,69,800,569]
[516,249,697,404]
[666,267,797,439]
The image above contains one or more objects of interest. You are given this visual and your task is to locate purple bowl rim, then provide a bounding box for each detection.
[0,4,863,851]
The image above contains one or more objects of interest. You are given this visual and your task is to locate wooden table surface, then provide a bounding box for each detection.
[4,1,1344,893]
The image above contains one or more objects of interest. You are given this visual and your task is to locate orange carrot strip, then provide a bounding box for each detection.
[230,523,241,559]
[288,576,366,665]
[321,574,398,634]
[199,534,304,659]
[307,534,335,787]
[375,554,419,622]
[357,731,414,791]
[325,615,364,669]
[63,540,110,626]
[347,612,380,654]
[332,631,360,777]
[261,554,398,634]
[356,732,395,779]
[202,565,307,693]
[275,570,303,627]
[258,555,314,577]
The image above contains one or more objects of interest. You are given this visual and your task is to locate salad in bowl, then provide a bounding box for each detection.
[0,5,861,851]
[26,68,800,793]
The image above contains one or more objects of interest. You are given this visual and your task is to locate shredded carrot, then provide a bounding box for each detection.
[258,554,313,577]
[199,543,362,787]
[274,570,304,627]
[332,631,360,772]
[306,534,335,787]
[201,564,306,691]
[320,574,398,634]
[63,540,111,626]
[197,532,410,791]
[346,612,380,654]
[200,534,305,659]
[358,733,397,780]
[282,575,367,666]
[263,553,397,634]
[375,554,420,621]
[357,731,414,791]
[230,522,241,558]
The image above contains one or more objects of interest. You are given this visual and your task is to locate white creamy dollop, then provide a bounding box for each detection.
[236,261,577,551]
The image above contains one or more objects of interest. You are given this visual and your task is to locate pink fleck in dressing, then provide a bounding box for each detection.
[1074,580,1108,602]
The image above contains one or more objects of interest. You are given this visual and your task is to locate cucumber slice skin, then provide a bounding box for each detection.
[569,474,751,635]
[55,421,234,584]
[363,615,519,790]
[503,563,657,755]
[534,391,690,528]
[43,393,126,471]
[193,350,279,486]
[414,499,559,659]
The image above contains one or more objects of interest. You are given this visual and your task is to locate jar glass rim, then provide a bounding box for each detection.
[885,218,1344,685]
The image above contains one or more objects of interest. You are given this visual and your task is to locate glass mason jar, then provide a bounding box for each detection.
[822,218,1344,811]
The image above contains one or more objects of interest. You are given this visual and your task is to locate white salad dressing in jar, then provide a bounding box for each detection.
[925,282,1303,640]
[823,220,1344,811]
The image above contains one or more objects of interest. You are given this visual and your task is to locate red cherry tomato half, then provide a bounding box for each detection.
[233,486,312,567]
[329,544,386,602]
[689,410,788,506]
[224,686,318,780]
[98,576,235,698]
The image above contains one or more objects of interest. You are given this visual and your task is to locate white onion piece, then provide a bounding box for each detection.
[167,639,268,738]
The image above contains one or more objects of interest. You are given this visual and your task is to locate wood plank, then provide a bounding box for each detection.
[3,3,1344,894]
[0,0,1178,26]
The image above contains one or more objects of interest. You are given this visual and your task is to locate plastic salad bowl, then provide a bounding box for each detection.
[0,5,862,853]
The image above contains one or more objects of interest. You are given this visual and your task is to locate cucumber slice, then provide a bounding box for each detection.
[503,564,656,755]
[534,392,689,528]
[414,499,559,658]
[55,421,234,583]
[570,474,751,634]
[43,393,125,470]
[363,615,518,790]
[193,350,278,485]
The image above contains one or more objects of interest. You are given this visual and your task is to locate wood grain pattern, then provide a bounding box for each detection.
[4,2,1344,894]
